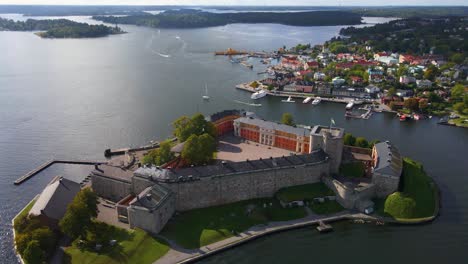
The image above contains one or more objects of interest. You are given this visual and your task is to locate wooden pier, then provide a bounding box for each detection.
[14,159,108,185]
[316,221,333,233]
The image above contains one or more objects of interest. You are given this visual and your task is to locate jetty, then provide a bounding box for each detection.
[14,159,107,185]
[316,221,333,233]
[214,48,248,56]
[105,142,161,157]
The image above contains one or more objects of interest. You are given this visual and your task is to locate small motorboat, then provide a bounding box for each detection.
[282,96,295,103]
[312,97,321,105]
[303,97,313,104]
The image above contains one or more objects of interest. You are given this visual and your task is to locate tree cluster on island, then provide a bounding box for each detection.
[0,17,125,38]
[93,9,363,28]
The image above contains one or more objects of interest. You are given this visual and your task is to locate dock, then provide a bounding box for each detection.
[104,143,160,157]
[14,159,108,185]
[316,221,333,233]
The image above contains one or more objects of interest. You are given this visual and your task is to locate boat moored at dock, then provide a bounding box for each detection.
[345,100,354,110]
[282,96,295,103]
[303,97,312,104]
[312,97,321,105]
[251,89,267,100]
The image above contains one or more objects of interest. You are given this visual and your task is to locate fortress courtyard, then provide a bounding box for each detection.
[215,134,294,162]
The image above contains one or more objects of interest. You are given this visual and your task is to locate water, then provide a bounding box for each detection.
[0,15,466,263]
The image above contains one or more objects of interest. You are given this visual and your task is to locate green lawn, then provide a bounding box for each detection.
[340,162,365,178]
[160,198,306,249]
[309,200,344,215]
[276,183,334,203]
[13,198,36,229]
[376,158,437,219]
[64,228,169,264]
[450,116,468,128]
[399,158,436,218]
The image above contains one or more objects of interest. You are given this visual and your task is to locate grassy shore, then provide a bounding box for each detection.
[375,158,437,220]
[309,201,344,215]
[275,183,334,203]
[339,162,365,178]
[160,198,306,249]
[64,227,169,264]
[13,198,36,229]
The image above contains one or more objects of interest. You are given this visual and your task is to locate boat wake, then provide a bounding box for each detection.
[147,33,172,58]
[151,50,171,58]
[233,100,262,107]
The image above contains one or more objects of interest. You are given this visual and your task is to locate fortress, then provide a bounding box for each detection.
[91,110,402,234]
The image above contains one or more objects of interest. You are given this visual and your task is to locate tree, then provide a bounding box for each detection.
[451,84,466,101]
[343,133,356,146]
[22,240,44,264]
[281,113,295,126]
[424,65,439,81]
[404,98,419,112]
[173,113,216,142]
[449,53,464,64]
[267,84,274,91]
[250,81,259,88]
[369,140,380,148]
[173,116,195,142]
[142,141,175,165]
[59,188,97,240]
[453,102,465,114]
[389,101,399,111]
[419,100,429,112]
[387,87,396,97]
[181,134,215,165]
[355,137,369,148]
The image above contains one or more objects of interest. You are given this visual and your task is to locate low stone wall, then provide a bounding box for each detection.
[164,162,329,211]
[322,176,375,210]
[91,174,132,202]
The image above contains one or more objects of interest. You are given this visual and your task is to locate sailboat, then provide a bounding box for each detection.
[202,83,210,100]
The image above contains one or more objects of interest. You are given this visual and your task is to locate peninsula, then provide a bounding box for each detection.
[92,9,363,28]
[13,110,438,264]
[0,17,125,38]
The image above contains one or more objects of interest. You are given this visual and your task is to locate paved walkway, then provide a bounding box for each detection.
[155,211,377,264]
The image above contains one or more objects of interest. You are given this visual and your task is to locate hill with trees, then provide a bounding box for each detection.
[93,9,362,28]
[0,17,125,38]
[339,17,467,58]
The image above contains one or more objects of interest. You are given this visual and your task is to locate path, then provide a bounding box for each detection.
[155,212,377,264]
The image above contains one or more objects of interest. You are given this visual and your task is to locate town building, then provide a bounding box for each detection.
[29,176,81,229]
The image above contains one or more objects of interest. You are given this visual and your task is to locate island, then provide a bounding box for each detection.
[13,110,439,264]
[0,17,125,38]
[92,9,363,28]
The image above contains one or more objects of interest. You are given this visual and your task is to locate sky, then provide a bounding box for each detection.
[0,0,466,6]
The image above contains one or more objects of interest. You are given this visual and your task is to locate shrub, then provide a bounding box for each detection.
[23,240,45,264]
[384,192,416,218]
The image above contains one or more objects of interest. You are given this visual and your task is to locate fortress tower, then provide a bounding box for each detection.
[309,126,344,174]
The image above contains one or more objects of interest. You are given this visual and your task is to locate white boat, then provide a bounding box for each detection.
[282,96,295,103]
[202,84,210,100]
[312,97,322,105]
[303,97,313,104]
[251,89,267,100]
[345,100,354,110]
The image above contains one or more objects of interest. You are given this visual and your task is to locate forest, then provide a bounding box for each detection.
[93,9,363,28]
[0,18,124,38]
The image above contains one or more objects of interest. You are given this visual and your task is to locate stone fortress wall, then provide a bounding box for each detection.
[90,111,402,234]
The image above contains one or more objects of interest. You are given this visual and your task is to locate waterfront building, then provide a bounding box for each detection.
[29,176,81,229]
